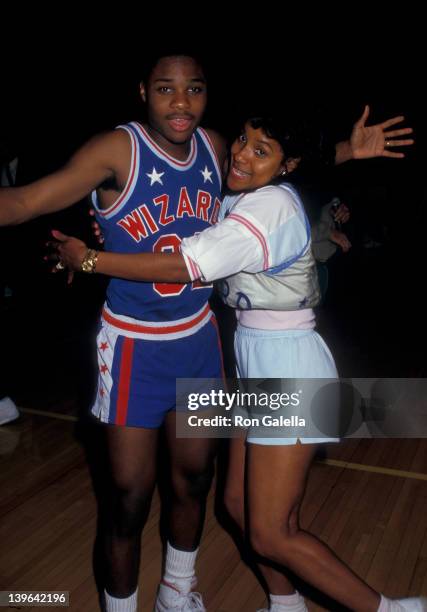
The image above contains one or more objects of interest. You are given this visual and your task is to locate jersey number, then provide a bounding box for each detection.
[152,234,208,297]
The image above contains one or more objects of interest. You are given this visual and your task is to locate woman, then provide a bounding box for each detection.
[53,114,423,612]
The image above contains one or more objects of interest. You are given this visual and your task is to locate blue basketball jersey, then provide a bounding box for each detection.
[92,122,222,322]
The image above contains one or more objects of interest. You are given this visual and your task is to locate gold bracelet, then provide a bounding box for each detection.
[81,249,99,273]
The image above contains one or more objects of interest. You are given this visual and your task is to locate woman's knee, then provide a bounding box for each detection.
[249,508,300,562]
[250,525,290,563]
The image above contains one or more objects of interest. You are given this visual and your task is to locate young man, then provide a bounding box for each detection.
[0,52,226,612]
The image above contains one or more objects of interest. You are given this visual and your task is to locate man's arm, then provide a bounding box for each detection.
[334,105,414,165]
[0,130,129,225]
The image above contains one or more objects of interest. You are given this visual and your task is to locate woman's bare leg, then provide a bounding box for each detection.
[246,442,380,612]
[224,435,298,596]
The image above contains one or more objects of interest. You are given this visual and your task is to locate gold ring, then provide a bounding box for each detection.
[385,140,391,147]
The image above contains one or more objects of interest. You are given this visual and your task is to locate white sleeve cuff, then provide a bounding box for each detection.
[180,248,202,282]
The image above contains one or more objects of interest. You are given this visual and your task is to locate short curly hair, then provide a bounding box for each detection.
[139,48,207,86]
[245,114,335,168]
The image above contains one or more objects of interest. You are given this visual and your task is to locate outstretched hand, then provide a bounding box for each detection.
[350,105,414,159]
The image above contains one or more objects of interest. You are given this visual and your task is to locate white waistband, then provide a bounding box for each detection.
[101,303,212,341]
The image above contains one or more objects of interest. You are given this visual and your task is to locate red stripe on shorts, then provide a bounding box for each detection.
[116,337,134,425]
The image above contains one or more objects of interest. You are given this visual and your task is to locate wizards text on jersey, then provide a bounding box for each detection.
[92,122,222,323]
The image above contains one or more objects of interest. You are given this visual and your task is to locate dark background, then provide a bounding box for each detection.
[1,21,426,410]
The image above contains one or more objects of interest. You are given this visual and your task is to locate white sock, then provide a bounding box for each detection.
[104,589,138,612]
[270,591,307,611]
[162,541,198,593]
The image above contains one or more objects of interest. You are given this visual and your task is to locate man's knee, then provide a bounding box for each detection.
[110,482,155,537]
[173,464,214,501]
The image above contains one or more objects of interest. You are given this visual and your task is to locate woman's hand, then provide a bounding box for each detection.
[350,105,414,159]
[49,230,89,284]
[335,105,414,164]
